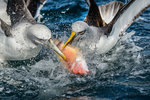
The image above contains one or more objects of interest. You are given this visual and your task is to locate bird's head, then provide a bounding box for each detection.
[62,21,89,49]
[27,24,66,60]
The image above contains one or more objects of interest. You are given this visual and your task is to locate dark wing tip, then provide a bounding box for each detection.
[85,0,90,6]
[84,0,106,27]
[25,0,47,17]
[7,0,36,25]
[0,18,12,37]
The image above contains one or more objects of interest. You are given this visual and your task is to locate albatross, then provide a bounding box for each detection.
[62,0,150,54]
[0,0,66,62]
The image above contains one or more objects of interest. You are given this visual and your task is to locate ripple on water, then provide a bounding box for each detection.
[0,0,150,100]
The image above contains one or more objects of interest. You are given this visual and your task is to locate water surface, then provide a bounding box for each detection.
[0,0,150,100]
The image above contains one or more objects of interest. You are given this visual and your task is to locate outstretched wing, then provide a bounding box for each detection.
[7,0,36,25]
[25,0,47,18]
[84,0,124,27]
[99,1,124,24]
[84,0,105,27]
[107,0,150,36]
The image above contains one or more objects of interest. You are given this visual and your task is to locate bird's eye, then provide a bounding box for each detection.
[78,30,85,35]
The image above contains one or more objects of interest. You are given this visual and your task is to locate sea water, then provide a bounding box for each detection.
[0,0,150,100]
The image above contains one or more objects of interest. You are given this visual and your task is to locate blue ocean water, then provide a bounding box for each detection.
[0,0,150,100]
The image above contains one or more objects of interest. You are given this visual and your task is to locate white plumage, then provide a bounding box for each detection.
[0,0,65,62]
[63,0,150,54]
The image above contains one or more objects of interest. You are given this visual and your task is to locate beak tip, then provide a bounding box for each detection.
[49,38,66,60]
[62,55,66,61]
[62,45,65,50]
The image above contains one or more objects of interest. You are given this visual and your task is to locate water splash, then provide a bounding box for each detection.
[0,0,150,99]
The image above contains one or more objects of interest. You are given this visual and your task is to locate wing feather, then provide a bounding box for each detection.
[25,0,47,18]
[7,0,36,25]
[108,0,150,36]
[84,0,105,27]
[99,1,124,24]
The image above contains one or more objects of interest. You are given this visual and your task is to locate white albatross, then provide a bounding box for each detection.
[0,0,66,62]
[62,0,150,54]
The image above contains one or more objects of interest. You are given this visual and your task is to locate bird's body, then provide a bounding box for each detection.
[0,0,65,62]
[0,22,42,61]
[63,0,150,54]
[72,25,118,53]
[0,0,42,62]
